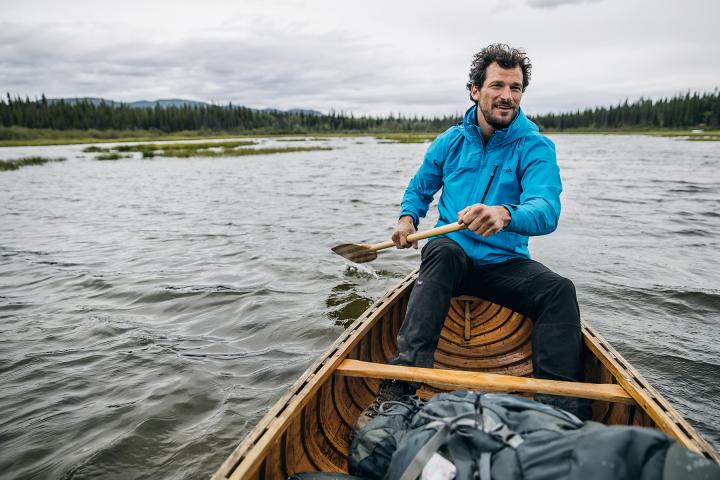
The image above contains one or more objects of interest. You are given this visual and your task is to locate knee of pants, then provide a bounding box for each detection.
[532,274,580,322]
[418,240,468,283]
[553,276,577,299]
[534,272,576,297]
[420,238,467,270]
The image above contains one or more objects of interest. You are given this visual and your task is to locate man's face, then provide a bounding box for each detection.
[470,62,524,130]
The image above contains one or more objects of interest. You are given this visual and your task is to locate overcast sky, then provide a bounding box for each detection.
[1,0,718,116]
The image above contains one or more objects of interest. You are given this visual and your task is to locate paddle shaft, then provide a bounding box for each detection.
[367,222,467,252]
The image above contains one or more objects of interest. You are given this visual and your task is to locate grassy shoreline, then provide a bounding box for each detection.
[541,128,720,138]
[1,127,718,147]
[0,127,397,147]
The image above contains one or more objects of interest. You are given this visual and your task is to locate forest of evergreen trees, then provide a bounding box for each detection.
[0,94,456,134]
[0,90,717,134]
[530,90,719,130]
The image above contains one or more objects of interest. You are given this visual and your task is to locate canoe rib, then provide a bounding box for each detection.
[211,270,719,480]
[335,359,635,404]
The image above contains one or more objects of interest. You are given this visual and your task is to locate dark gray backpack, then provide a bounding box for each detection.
[350,391,720,480]
[349,395,425,479]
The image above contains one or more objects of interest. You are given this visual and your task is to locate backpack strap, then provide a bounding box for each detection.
[398,411,479,480]
[479,452,492,480]
[481,408,524,448]
[475,408,524,480]
[397,397,525,480]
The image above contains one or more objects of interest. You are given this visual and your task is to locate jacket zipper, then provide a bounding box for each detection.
[480,164,499,204]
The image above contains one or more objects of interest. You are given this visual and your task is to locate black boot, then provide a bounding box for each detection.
[353,379,416,432]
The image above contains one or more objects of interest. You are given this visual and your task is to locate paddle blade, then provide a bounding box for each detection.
[331,243,378,263]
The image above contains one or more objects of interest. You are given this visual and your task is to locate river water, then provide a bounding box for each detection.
[0,134,718,479]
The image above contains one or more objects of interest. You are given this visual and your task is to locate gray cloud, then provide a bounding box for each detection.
[526,0,602,8]
[1,0,718,116]
[0,21,462,115]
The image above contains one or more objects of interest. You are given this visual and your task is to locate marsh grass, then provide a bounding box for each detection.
[113,140,257,152]
[276,137,329,142]
[0,127,363,147]
[0,127,256,147]
[231,146,333,156]
[83,146,111,153]
[373,133,438,143]
[150,146,333,158]
[0,156,65,171]
[0,127,446,147]
[95,153,126,161]
[91,141,333,160]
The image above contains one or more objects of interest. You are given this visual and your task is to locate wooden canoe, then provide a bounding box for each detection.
[212,270,719,479]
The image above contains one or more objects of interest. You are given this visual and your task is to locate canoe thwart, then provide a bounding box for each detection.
[336,359,635,405]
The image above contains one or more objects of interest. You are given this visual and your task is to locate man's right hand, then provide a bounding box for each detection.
[392,216,418,249]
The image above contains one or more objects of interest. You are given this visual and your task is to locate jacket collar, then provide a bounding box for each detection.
[461,105,537,146]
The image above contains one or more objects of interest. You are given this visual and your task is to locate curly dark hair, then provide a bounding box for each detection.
[466,44,532,99]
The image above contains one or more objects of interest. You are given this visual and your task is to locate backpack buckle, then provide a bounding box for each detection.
[489,423,524,448]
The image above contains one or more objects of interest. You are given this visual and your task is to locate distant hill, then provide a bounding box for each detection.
[47,97,323,115]
[125,98,210,108]
[262,107,323,117]
[47,97,209,108]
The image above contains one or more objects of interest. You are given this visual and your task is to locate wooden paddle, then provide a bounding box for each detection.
[336,359,635,404]
[332,222,466,263]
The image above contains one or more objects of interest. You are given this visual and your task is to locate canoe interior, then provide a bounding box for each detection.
[213,271,719,480]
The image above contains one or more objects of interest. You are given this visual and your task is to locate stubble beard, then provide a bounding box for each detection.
[479,101,518,130]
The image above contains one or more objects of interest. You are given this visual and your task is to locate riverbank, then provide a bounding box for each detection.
[1,126,718,147]
[0,127,440,147]
[540,128,720,140]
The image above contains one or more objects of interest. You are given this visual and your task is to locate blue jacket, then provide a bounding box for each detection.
[399,105,562,265]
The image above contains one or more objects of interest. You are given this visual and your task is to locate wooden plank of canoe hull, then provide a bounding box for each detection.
[212,271,718,479]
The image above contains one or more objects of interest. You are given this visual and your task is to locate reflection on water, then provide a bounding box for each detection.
[326,281,374,328]
[0,134,719,478]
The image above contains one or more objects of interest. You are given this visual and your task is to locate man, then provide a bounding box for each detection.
[355,44,589,430]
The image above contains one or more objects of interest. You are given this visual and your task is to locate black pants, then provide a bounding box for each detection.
[391,237,591,418]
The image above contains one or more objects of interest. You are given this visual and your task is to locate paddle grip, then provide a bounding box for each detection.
[369,222,467,252]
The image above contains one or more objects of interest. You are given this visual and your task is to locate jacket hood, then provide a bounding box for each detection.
[461,105,539,146]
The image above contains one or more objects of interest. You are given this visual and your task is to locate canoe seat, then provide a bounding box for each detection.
[335,359,634,404]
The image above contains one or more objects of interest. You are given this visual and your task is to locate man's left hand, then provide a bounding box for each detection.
[457,204,511,237]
